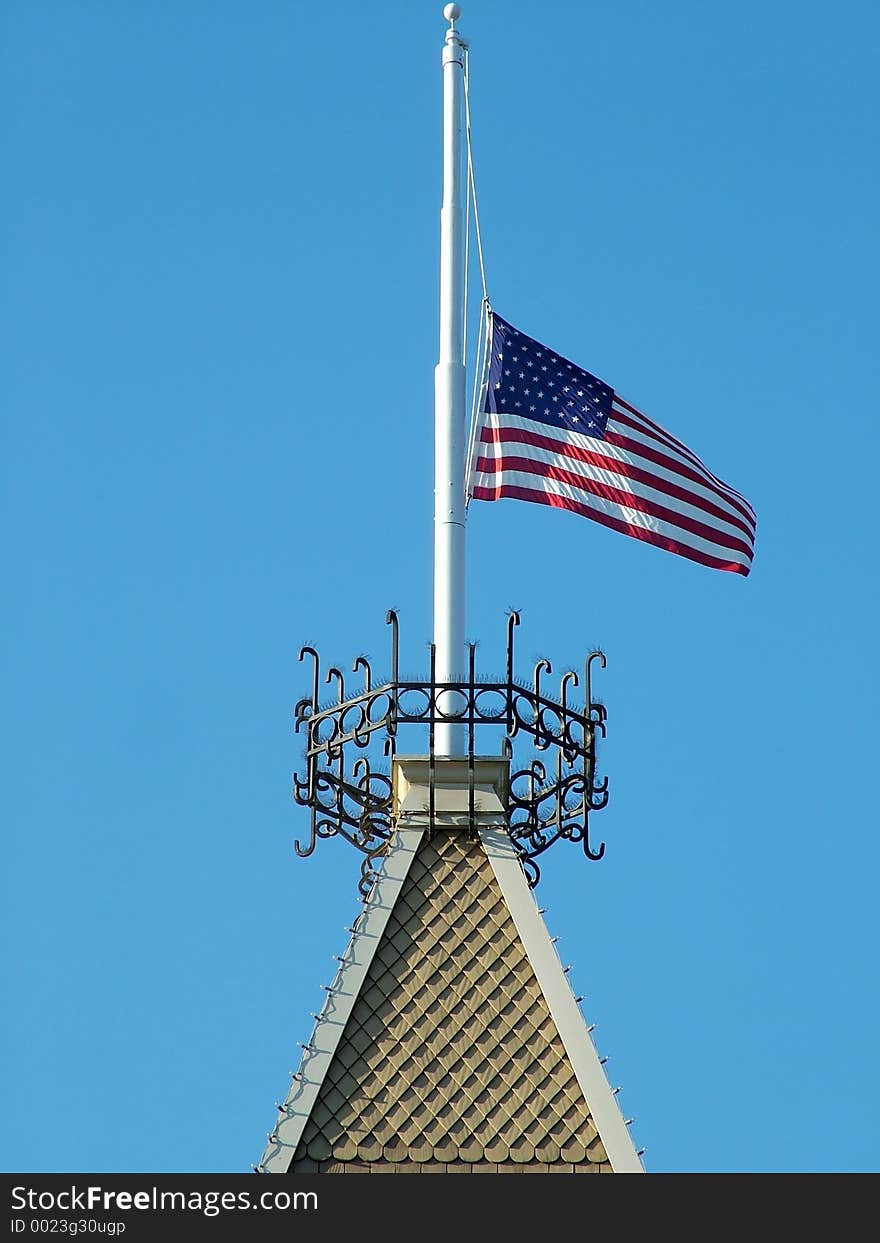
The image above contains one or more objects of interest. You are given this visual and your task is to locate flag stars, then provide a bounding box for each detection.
[489,319,611,439]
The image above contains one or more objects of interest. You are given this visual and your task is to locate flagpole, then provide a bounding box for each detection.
[434,3,467,757]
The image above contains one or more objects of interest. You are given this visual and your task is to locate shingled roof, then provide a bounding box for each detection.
[261,760,642,1174]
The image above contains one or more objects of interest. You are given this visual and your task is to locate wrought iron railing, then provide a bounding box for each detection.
[293,611,609,895]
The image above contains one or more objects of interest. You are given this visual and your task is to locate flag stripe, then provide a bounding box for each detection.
[479,421,756,542]
[604,424,757,534]
[611,401,756,521]
[474,459,754,559]
[471,482,751,575]
[616,392,750,509]
[613,394,723,477]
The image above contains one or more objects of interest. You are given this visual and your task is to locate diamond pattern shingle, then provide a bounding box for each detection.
[290,830,613,1172]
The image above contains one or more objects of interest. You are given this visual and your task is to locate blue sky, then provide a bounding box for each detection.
[2,0,878,1174]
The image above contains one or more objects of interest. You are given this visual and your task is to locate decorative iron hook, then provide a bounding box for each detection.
[325,667,345,703]
[533,658,552,749]
[292,769,311,806]
[352,655,372,694]
[298,645,320,713]
[529,757,547,788]
[560,670,578,728]
[585,650,606,708]
[385,610,400,683]
[294,811,318,858]
[293,697,312,732]
[589,775,609,810]
[352,757,378,846]
[583,820,606,861]
[385,610,400,736]
[559,669,580,763]
[506,611,521,684]
[533,658,552,693]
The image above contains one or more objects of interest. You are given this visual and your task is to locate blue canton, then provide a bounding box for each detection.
[484,313,613,438]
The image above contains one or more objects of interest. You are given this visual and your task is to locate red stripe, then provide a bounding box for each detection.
[478,425,755,542]
[613,394,702,459]
[613,394,718,476]
[471,484,751,574]
[612,399,756,518]
[604,426,757,534]
[475,452,754,558]
[611,404,716,479]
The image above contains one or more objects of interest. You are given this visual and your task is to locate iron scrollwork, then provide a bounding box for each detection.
[292,611,609,893]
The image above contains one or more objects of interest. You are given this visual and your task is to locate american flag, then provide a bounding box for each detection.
[468,312,756,576]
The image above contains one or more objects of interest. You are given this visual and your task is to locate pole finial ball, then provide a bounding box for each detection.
[444,3,462,23]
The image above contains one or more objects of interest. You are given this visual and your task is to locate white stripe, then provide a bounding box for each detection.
[475,414,753,537]
[611,402,756,521]
[473,467,753,565]
[608,410,756,522]
[474,453,753,551]
[612,400,718,479]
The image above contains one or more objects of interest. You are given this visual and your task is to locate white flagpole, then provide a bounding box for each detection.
[434,3,467,757]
